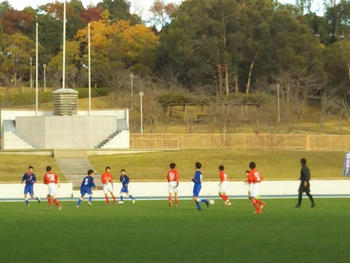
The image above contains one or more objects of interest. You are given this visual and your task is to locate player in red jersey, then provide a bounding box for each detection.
[246,162,264,214]
[218,165,231,206]
[101,166,117,206]
[43,166,61,210]
[167,163,179,207]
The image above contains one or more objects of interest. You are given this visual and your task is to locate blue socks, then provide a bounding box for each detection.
[88,196,92,202]
[201,199,208,203]
[130,195,135,200]
[121,196,124,201]
[25,199,29,206]
[76,199,82,207]
[195,201,201,210]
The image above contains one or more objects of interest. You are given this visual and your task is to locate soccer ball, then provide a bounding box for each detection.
[209,199,215,205]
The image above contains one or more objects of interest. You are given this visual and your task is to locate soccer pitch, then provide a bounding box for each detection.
[1,199,349,263]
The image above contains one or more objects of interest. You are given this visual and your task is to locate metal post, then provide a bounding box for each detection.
[43,64,46,92]
[30,57,33,90]
[62,0,66,89]
[35,22,39,115]
[88,22,91,115]
[130,72,134,110]
[277,83,280,123]
[139,91,144,133]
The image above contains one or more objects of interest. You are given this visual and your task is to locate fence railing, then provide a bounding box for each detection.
[130,133,350,151]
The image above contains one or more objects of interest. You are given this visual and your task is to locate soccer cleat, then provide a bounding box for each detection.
[205,200,209,208]
[260,202,265,210]
[254,210,262,214]
[225,200,232,206]
[87,201,92,207]
[132,199,136,204]
[26,203,30,207]
[58,205,62,211]
[76,205,80,208]
[119,201,124,204]
[311,203,316,208]
[169,202,172,207]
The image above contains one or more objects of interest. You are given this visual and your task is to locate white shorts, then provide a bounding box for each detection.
[249,183,260,198]
[48,183,57,196]
[103,183,113,194]
[219,181,229,193]
[168,182,178,194]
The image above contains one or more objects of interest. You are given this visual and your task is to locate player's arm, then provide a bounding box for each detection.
[32,174,37,184]
[175,171,179,187]
[21,174,25,184]
[92,178,96,189]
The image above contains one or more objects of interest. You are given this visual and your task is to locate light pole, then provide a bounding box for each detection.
[43,64,46,92]
[88,22,91,115]
[139,91,144,134]
[277,83,280,123]
[35,22,39,115]
[30,57,33,90]
[62,0,66,89]
[130,72,134,110]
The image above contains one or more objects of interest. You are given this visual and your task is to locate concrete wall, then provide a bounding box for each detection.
[1,109,130,150]
[16,116,118,149]
[1,180,350,200]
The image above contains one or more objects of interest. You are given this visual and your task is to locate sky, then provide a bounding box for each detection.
[6,0,325,17]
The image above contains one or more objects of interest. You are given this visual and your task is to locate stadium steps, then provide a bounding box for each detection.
[95,130,121,148]
[54,150,100,187]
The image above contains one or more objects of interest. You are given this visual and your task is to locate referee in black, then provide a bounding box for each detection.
[296,158,315,208]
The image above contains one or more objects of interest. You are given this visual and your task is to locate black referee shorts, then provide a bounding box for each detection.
[299,182,311,194]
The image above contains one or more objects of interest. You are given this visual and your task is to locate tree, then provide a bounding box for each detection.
[0,1,11,16]
[0,33,35,87]
[149,0,178,29]
[80,5,102,25]
[97,0,132,22]
[325,0,350,42]
[0,9,34,35]
[47,41,81,89]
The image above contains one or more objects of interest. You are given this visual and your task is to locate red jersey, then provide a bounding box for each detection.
[167,169,179,182]
[248,169,263,184]
[101,172,113,184]
[43,172,58,184]
[219,171,228,182]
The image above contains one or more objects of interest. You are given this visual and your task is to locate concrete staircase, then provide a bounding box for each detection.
[95,130,121,148]
[54,150,99,187]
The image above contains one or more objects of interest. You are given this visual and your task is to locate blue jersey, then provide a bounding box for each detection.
[22,173,36,186]
[192,171,202,186]
[120,175,130,187]
[80,176,96,189]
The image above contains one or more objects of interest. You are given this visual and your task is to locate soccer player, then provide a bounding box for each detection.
[21,166,40,206]
[296,158,316,208]
[192,162,209,211]
[246,162,264,214]
[101,166,117,206]
[76,170,96,208]
[43,166,61,210]
[119,169,136,204]
[218,165,231,206]
[167,163,179,207]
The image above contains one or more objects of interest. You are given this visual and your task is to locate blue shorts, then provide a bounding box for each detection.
[193,185,201,197]
[80,187,92,197]
[121,186,129,193]
[24,185,34,195]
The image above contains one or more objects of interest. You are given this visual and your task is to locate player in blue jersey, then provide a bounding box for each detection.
[119,169,136,204]
[192,162,209,211]
[21,166,40,206]
[76,170,96,208]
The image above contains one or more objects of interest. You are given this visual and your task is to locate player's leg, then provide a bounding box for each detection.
[168,193,173,207]
[76,190,85,208]
[24,193,29,206]
[119,191,124,203]
[193,196,202,211]
[88,194,93,207]
[174,192,178,206]
[306,187,315,207]
[250,185,261,213]
[126,190,135,202]
[52,195,61,209]
[110,192,117,204]
[103,184,110,205]
[296,187,303,208]
[107,183,117,204]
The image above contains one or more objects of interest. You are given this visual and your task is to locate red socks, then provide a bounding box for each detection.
[105,196,110,204]
[175,198,178,206]
[53,198,60,208]
[112,196,117,203]
[219,193,229,201]
[47,197,52,207]
[252,199,261,213]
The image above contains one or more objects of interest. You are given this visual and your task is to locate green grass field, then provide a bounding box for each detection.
[0,155,63,182]
[0,199,349,263]
[89,150,345,181]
